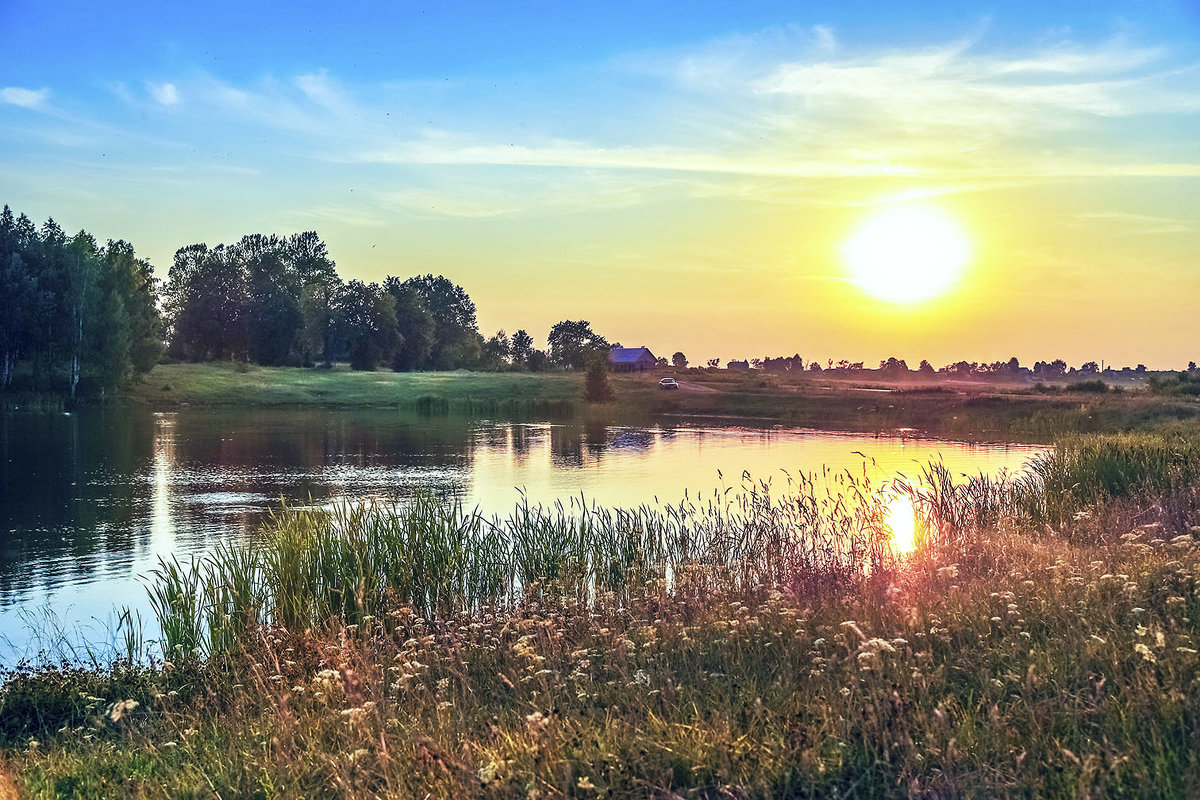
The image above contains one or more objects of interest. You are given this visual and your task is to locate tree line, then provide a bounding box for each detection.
[162,233,623,374]
[0,205,162,397]
[0,204,633,397]
[688,354,1157,380]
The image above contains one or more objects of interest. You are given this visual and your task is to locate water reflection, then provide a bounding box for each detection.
[883,493,919,555]
[0,409,1043,661]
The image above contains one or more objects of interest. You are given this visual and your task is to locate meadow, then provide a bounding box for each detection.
[2,435,1200,797]
[124,362,1200,441]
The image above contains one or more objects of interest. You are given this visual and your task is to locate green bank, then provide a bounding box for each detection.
[123,362,1200,440]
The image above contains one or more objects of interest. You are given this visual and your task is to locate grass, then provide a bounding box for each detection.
[126,363,584,415]
[5,435,1200,797]
[119,362,1200,441]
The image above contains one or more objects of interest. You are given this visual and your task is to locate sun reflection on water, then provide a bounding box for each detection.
[884,492,919,555]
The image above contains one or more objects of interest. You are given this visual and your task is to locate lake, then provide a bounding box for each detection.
[0,409,1044,662]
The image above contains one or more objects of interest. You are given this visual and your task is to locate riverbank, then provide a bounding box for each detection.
[120,362,1200,440]
[3,436,1200,798]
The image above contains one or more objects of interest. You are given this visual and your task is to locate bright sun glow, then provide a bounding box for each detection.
[884,493,918,555]
[843,204,972,303]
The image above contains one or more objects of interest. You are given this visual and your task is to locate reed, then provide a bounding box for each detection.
[9,433,1200,798]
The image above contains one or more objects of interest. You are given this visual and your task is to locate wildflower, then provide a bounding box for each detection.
[1135,643,1156,663]
[634,669,650,687]
[525,711,551,735]
[577,776,596,790]
[109,699,140,723]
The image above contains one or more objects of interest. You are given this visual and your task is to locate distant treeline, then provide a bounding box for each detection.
[706,355,1162,381]
[0,204,626,398]
[4,202,1185,401]
[162,233,614,373]
[0,206,162,397]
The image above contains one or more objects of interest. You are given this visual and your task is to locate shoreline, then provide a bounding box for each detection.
[5,362,1199,443]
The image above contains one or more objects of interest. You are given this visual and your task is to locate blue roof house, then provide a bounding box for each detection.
[609,346,658,373]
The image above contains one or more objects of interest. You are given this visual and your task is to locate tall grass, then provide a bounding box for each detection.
[148,470,909,656]
[12,433,1200,798]
[1016,434,1200,528]
[144,434,1200,660]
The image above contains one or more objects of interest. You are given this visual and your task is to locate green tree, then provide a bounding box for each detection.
[583,351,615,402]
[672,351,688,369]
[510,329,534,369]
[103,240,163,374]
[482,330,511,370]
[335,281,399,371]
[383,277,436,371]
[165,244,248,361]
[547,319,608,370]
[239,234,302,366]
[290,232,338,367]
[399,274,481,369]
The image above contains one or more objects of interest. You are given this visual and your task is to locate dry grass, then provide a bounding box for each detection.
[5,524,1200,798]
[0,763,19,800]
[5,436,1200,798]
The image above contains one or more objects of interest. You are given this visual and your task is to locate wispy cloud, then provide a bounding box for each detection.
[1064,210,1194,235]
[0,87,50,110]
[11,25,1200,217]
[147,82,180,106]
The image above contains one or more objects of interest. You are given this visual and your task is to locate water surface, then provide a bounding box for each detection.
[0,409,1042,661]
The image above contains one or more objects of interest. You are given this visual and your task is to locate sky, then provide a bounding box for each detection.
[2,0,1198,368]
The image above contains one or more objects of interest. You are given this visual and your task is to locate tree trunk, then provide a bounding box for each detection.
[70,304,82,398]
[322,288,333,368]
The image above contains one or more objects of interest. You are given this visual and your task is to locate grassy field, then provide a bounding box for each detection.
[127,363,583,415]
[4,437,1200,797]
[120,362,1200,440]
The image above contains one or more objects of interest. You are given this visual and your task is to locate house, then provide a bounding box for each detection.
[609,346,658,373]
[726,359,750,370]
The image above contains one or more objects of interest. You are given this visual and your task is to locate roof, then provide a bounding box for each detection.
[609,346,657,364]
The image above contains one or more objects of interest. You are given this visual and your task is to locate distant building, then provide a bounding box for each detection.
[609,346,658,373]
[726,359,750,370]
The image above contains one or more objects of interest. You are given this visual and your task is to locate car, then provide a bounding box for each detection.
[659,377,679,390]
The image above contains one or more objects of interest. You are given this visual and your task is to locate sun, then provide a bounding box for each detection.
[842,204,972,303]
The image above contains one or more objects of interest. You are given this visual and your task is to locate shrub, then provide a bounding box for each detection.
[583,353,615,403]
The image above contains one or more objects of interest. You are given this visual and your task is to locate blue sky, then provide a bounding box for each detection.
[2,1,1199,366]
